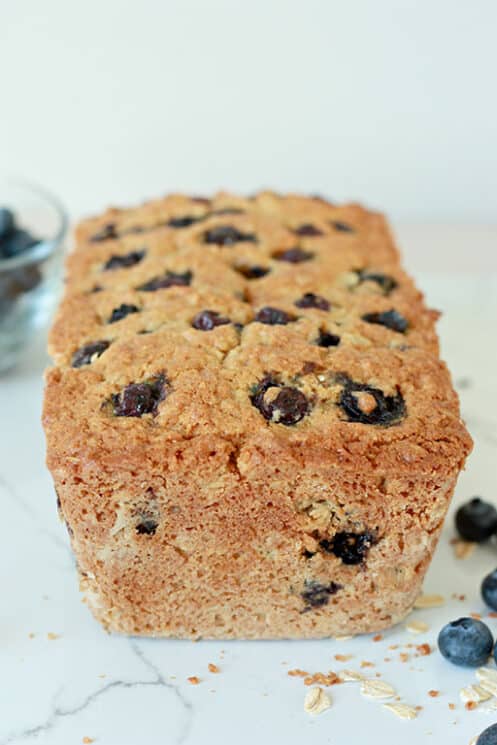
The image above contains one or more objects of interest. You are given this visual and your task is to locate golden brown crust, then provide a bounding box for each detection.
[43,191,472,638]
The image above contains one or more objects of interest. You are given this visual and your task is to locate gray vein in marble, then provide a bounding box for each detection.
[0,643,193,745]
[0,474,73,564]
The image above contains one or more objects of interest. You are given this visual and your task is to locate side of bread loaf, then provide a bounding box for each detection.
[43,192,472,638]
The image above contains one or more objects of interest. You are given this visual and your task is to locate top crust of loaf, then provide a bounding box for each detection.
[44,191,472,477]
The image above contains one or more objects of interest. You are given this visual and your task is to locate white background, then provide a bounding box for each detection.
[2,0,497,221]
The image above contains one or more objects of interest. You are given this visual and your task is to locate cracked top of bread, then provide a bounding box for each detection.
[44,191,472,476]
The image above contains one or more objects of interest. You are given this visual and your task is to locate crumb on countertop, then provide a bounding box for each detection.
[208,663,220,673]
[187,676,200,685]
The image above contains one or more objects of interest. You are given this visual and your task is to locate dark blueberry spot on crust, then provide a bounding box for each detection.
[211,207,245,216]
[362,309,409,333]
[331,220,354,233]
[254,307,295,325]
[235,264,270,279]
[103,250,145,271]
[192,309,230,331]
[301,579,342,609]
[90,285,103,293]
[316,329,340,348]
[112,374,167,417]
[191,196,211,205]
[203,225,256,246]
[357,270,397,295]
[167,215,203,229]
[294,292,330,311]
[137,270,192,292]
[293,223,324,237]
[90,223,118,242]
[250,375,309,426]
[71,340,110,368]
[320,531,376,565]
[136,516,159,535]
[273,247,314,263]
[108,303,140,323]
[339,378,406,426]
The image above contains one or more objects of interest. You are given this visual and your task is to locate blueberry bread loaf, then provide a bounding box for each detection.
[43,192,472,638]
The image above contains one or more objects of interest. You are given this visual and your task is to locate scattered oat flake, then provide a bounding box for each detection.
[416,643,432,657]
[428,690,440,698]
[339,669,364,682]
[460,685,492,704]
[304,687,332,715]
[334,654,353,662]
[208,663,220,673]
[187,676,200,685]
[413,594,444,609]
[453,539,477,560]
[476,667,497,698]
[405,620,429,634]
[479,699,497,713]
[360,679,396,700]
[360,660,375,668]
[334,635,353,641]
[383,703,418,720]
[47,632,60,640]
[388,644,399,650]
[469,738,478,745]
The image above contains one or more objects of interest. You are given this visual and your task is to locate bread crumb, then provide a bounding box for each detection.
[383,703,418,720]
[488,611,497,618]
[399,653,410,663]
[428,690,439,698]
[47,632,60,640]
[208,663,220,673]
[405,620,429,634]
[333,635,354,641]
[303,671,340,687]
[448,703,456,710]
[28,633,35,639]
[453,539,477,560]
[416,643,432,657]
[388,644,399,650]
[304,686,331,715]
[413,593,444,609]
[460,684,491,704]
[372,634,383,642]
[187,676,200,685]
[288,669,309,678]
[470,612,482,620]
[82,739,95,744]
[360,660,375,668]
[334,654,354,662]
[465,701,478,711]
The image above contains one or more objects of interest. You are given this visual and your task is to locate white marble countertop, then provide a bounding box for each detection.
[1,229,497,744]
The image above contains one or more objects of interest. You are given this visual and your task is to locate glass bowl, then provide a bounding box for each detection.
[0,178,67,373]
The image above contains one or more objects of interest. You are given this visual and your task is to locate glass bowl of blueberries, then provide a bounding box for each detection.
[0,178,67,373]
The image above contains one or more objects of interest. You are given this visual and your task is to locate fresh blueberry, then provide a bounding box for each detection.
[331,220,354,233]
[90,223,118,242]
[357,270,397,295]
[0,228,38,258]
[455,498,497,542]
[320,531,375,565]
[481,569,497,611]
[167,215,203,228]
[0,208,15,238]
[477,724,497,745]
[235,264,270,279]
[437,617,494,667]
[339,378,406,426]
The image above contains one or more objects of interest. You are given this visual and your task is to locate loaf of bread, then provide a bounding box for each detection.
[43,192,472,638]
